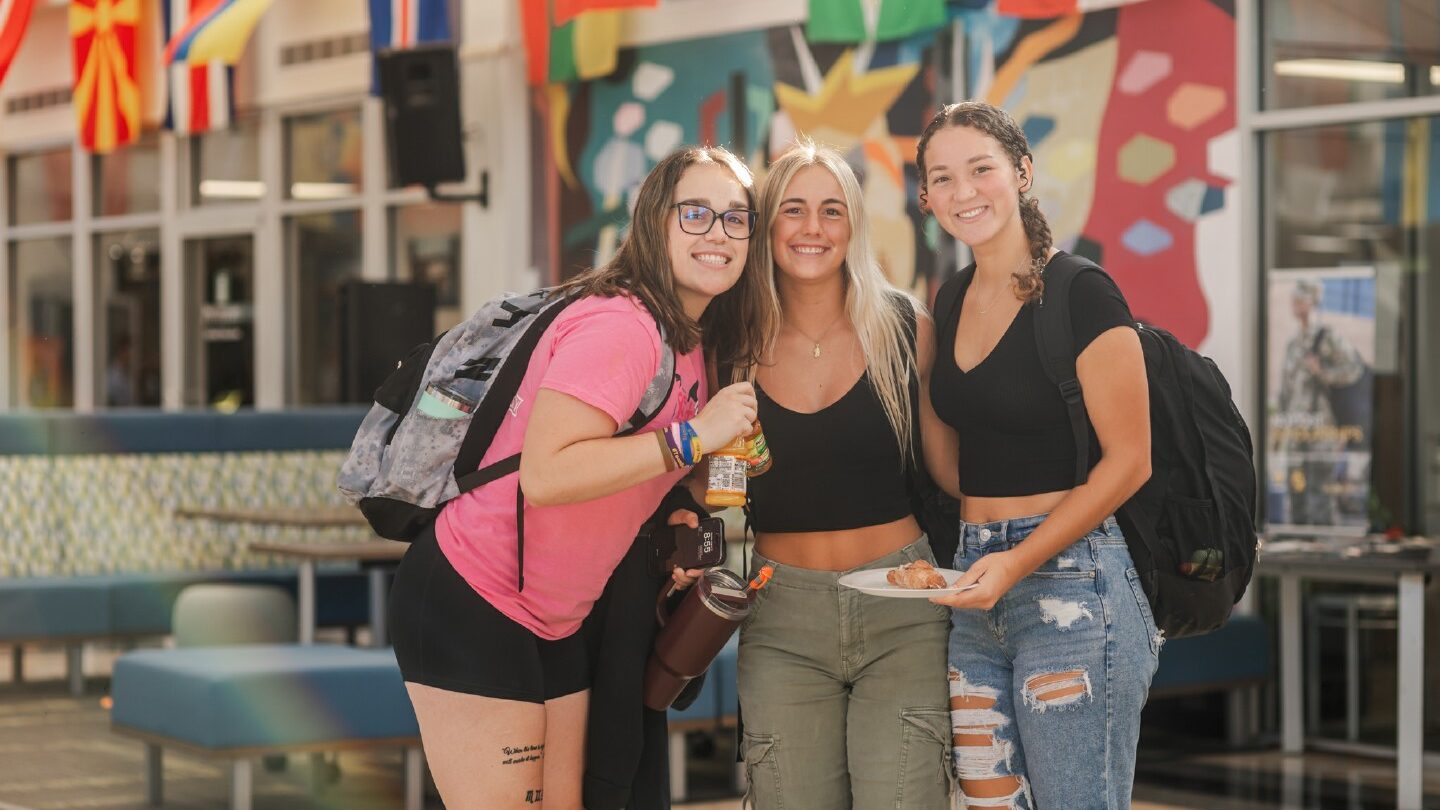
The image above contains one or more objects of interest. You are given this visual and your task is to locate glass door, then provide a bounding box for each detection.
[184,236,255,410]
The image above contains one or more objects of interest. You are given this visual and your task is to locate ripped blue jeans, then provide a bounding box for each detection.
[947,514,1160,809]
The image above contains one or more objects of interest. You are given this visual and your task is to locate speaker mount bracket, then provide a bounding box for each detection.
[423,171,490,208]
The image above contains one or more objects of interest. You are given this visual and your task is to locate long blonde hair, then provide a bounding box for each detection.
[751,140,918,464]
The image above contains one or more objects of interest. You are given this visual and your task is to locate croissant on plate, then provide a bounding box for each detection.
[886,559,948,590]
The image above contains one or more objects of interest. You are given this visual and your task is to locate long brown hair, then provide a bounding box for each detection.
[916,101,1053,302]
[556,147,768,370]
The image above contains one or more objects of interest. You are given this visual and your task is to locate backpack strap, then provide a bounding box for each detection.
[1031,253,1098,487]
[467,299,678,593]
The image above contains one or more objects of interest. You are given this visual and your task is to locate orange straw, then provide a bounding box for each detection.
[747,565,774,591]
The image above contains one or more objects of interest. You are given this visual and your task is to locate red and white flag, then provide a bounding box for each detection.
[164,0,230,135]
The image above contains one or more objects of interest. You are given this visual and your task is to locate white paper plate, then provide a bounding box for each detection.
[837,567,976,598]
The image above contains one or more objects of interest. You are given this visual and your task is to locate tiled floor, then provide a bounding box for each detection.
[2,642,1437,809]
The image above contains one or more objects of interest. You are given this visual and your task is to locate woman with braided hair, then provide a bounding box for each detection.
[917,101,1158,809]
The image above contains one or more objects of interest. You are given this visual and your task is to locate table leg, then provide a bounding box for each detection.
[368,568,388,647]
[298,560,316,646]
[1345,600,1360,742]
[405,746,424,810]
[231,758,253,810]
[146,743,163,806]
[1280,574,1304,754]
[1395,573,1424,810]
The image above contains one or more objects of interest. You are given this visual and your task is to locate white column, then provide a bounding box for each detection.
[1395,572,1425,810]
[159,132,185,410]
[254,108,286,409]
[362,97,389,282]
[0,151,10,410]
[72,146,95,411]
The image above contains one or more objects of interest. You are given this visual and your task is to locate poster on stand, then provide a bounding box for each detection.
[1265,267,1376,536]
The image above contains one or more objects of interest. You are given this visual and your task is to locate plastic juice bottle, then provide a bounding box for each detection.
[705,434,749,507]
[745,421,772,477]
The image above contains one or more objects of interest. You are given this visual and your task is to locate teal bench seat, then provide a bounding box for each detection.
[111,644,421,810]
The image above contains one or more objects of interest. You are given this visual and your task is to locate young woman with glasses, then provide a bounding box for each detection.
[672,141,956,808]
[387,147,769,810]
[918,101,1157,810]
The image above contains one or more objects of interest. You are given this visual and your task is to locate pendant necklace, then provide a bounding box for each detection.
[790,312,846,359]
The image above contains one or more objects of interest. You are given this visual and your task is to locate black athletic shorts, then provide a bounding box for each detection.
[388,524,588,703]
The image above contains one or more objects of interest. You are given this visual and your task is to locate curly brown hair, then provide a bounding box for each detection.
[916,101,1053,302]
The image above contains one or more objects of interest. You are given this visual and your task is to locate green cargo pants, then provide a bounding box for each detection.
[738,537,953,809]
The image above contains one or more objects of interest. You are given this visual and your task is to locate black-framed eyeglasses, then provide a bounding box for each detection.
[672,203,757,239]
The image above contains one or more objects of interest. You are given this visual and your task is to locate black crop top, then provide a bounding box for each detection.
[746,372,914,533]
[930,252,1134,497]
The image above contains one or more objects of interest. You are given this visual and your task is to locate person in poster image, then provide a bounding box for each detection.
[1272,278,1366,526]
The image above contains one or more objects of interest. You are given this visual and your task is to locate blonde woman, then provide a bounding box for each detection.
[727,142,955,808]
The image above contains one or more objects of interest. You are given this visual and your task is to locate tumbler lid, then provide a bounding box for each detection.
[698,569,752,620]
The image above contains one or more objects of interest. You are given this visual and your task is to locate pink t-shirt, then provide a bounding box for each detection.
[435,294,706,640]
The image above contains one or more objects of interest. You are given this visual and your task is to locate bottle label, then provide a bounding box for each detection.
[707,454,748,495]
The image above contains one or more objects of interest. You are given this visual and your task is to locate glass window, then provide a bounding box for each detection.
[7,148,73,226]
[284,109,363,200]
[7,238,74,408]
[184,236,254,410]
[391,202,462,334]
[1264,119,1436,537]
[191,116,261,205]
[93,135,161,217]
[93,229,161,407]
[1261,3,1440,110]
[288,211,362,404]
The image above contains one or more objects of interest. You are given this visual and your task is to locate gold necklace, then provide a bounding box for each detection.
[789,312,846,359]
[972,281,1013,315]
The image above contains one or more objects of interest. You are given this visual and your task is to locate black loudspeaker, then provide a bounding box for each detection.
[377,43,466,188]
[339,281,438,403]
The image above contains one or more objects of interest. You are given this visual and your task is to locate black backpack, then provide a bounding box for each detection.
[934,253,1258,638]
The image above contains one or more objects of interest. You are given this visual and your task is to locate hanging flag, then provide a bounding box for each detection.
[548,9,620,83]
[551,0,655,26]
[366,0,451,93]
[806,0,945,44]
[165,0,274,66]
[0,0,37,90]
[163,0,229,135]
[520,0,654,86]
[997,0,1151,17]
[72,0,143,154]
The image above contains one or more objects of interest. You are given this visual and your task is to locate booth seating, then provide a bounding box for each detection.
[1149,613,1272,744]
[0,570,371,695]
[110,644,422,810]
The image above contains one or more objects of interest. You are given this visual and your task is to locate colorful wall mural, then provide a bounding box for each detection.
[532,0,1237,349]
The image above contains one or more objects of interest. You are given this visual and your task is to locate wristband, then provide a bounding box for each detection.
[678,421,702,466]
[655,429,679,471]
[660,424,689,469]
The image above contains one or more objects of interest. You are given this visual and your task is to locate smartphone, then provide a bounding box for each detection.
[649,516,726,576]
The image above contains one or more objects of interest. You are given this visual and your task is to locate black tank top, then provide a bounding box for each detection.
[746,372,913,533]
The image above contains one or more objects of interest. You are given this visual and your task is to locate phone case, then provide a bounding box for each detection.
[649,517,726,576]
